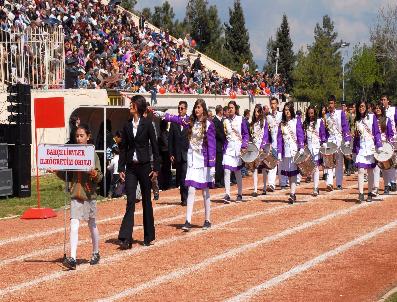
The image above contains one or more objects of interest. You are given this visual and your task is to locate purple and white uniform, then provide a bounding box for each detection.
[222,115,249,171]
[353,114,382,169]
[164,113,216,189]
[305,118,327,166]
[277,118,305,176]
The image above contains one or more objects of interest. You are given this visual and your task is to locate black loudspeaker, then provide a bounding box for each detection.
[8,145,31,197]
[0,143,7,169]
[0,169,13,197]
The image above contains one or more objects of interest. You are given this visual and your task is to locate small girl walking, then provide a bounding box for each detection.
[54,124,103,270]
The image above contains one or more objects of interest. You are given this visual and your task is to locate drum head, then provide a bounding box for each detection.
[241,143,259,163]
[340,141,353,156]
[293,147,310,164]
[374,142,393,161]
[320,142,338,155]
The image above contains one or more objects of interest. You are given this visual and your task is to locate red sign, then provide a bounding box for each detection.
[34,97,65,128]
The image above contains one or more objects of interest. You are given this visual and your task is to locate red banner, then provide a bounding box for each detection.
[34,97,65,128]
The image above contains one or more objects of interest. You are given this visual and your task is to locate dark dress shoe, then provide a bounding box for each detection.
[63,257,77,270]
[143,240,153,246]
[120,240,132,250]
[180,200,187,206]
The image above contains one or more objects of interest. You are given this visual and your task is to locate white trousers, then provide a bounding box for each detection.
[327,150,344,187]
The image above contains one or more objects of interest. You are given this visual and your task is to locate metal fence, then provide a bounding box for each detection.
[0,26,65,91]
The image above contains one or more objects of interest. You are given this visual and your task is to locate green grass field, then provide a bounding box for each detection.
[0,175,69,218]
[386,292,397,302]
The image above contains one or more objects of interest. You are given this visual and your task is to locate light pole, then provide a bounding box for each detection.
[275,47,280,75]
[340,41,350,103]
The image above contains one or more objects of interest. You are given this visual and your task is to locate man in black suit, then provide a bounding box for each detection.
[168,101,189,206]
[213,105,226,187]
[118,95,159,248]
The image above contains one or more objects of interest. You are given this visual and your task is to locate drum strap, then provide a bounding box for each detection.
[227,118,242,142]
[283,122,298,145]
[357,118,373,140]
[327,113,342,137]
[307,121,320,140]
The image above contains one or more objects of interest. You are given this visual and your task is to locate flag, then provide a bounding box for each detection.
[34,97,65,128]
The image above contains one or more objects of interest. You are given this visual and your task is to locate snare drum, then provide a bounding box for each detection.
[340,140,353,158]
[262,143,278,170]
[293,147,315,177]
[374,142,397,170]
[240,142,259,163]
[320,142,338,169]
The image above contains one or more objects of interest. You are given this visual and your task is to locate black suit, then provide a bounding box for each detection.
[168,118,189,203]
[213,115,226,186]
[118,117,159,244]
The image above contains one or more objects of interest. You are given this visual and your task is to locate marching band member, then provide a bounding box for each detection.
[381,95,397,192]
[303,105,327,196]
[325,95,351,191]
[250,104,270,197]
[277,101,305,204]
[373,101,394,195]
[154,99,216,231]
[353,100,382,203]
[222,100,249,203]
[266,97,285,191]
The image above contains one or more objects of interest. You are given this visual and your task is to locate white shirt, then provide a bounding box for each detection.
[385,106,396,134]
[326,109,343,146]
[132,118,140,162]
[107,154,119,174]
[267,111,282,149]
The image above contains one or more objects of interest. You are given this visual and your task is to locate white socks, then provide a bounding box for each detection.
[358,168,374,194]
[70,218,79,260]
[186,186,211,223]
[313,167,319,189]
[69,217,100,260]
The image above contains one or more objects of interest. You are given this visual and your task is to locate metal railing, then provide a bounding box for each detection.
[0,26,65,91]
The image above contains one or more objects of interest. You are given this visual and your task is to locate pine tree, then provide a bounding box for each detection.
[273,15,295,90]
[263,37,276,73]
[151,1,177,35]
[120,0,137,12]
[184,0,211,51]
[224,0,256,72]
[293,15,342,103]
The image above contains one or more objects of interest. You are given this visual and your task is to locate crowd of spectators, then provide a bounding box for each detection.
[0,0,287,97]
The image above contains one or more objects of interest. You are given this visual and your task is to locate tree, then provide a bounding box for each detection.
[151,1,176,34]
[120,0,137,12]
[141,8,152,21]
[224,0,256,72]
[263,37,276,73]
[292,15,342,104]
[184,0,212,51]
[346,45,382,100]
[370,3,397,98]
[272,15,295,90]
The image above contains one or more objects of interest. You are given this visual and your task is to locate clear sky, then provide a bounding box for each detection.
[135,0,394,69]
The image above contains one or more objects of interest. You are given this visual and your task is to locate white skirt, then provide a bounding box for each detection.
[70,199,97,221]
[281,157,299,177]
[355,154,376,169]
[223,154,243,171]
[185,167,214,189]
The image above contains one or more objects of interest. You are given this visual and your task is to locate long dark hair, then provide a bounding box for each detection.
[250,104,264,130]
[228,100,239,116]
[188,99,208,145]
[355,100,369,122]
[373,100,387,133]
[304,105,317,131]
[281,101,295,124]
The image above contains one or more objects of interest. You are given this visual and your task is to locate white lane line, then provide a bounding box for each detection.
[0,204,176,247]
[95,189,379,301]
[225,219,397,302]
[0,183,350,297]
[0,183,314,266]
[0,186,250,247]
